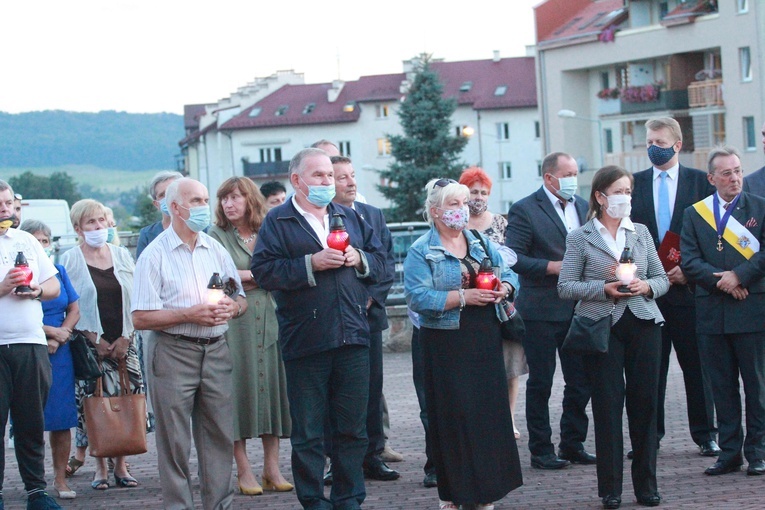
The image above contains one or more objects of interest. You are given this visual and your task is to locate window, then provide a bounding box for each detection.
[375,104,389,118]
[259,147,282,162]
[302,103,315,114]
[459,81,473,92]
[343,102,356,113]
[738,0,748,13]
[248,107,262,118]
[339,141,351,157]
[659,2,668,19]
[534,121,540,139]
[600,71,609,90]
[604,128,614,153]
[494,85,507,96]
[744,117,756,150]
[712,113,726,145]
[275,105,289,116]
[740,47,752,82]
[616,65,629,88]
[377,138,391,157]
[498,161,512,180]
[537,160,543,177]
[496,122,510,141]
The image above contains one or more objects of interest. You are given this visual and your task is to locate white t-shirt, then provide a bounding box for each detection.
[0,228,58,346]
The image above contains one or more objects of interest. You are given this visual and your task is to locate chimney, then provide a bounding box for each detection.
[493,50,500,62]
[327,80,344,103]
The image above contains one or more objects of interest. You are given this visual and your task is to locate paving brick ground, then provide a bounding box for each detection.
[3,350,763,509]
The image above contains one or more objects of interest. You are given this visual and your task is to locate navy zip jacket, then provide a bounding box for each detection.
[250,199,386,361]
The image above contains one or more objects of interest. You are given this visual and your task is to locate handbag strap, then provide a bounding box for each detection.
[469,229,491,259]
[118,358,131,396]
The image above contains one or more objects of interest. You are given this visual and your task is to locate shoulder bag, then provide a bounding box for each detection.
[69,331,103,381]
[83,358,147,458]
[562,313,611,354]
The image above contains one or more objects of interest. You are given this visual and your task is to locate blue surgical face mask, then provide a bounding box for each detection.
[552,175,578,201]
[159,198,170,216]
[647,144,676,167]
[299,177,335,207]
[178,204,210,233]
[106,227,116,243]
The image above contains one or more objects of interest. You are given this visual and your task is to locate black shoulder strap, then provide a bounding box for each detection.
[470,229,490,259]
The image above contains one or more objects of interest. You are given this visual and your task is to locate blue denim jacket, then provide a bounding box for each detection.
[404,227,520,330]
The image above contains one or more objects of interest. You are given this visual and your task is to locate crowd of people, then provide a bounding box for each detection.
[1,118,765,510]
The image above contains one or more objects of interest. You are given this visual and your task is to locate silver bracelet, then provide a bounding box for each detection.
[458,288,466,311]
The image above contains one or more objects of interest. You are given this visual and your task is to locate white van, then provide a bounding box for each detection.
[20,199,77,241]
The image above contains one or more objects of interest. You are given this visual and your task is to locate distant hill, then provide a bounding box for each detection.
[0,110,184,171]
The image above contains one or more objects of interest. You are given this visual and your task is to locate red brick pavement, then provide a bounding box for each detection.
[3,351,762,509]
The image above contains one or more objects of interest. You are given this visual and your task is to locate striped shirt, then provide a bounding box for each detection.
[131,226,243,338]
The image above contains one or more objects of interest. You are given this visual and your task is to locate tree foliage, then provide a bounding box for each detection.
[9,171,82,205]
[377,55,467,222]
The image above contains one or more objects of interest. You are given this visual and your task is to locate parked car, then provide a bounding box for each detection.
[386,221,430,306]
[20,199,78,263]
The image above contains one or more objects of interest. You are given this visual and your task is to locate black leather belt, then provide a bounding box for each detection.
[162,332,223,346]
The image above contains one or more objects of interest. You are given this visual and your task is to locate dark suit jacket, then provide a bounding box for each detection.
[743,165,765,198]
[506,186,588,322]
[681,192,765,335]
[631,165,715,307]
[355,201,394,332]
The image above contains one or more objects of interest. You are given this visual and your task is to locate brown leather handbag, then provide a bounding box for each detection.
[83,358,147,458]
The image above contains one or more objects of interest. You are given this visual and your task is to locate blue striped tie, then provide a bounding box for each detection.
[658,171,670,242]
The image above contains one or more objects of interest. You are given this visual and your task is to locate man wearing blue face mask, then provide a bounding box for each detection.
[506,152,595,470]
[631,116,719,459]
[251,148,387,510]
[136,170,184,259]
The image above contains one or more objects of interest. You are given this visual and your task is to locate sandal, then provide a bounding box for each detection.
[107,458,131,473]
[114,474,139,488]
[439,501,458,510]
[91,478,110,490]
[66,456,84,478]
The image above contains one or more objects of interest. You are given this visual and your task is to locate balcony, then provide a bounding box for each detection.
[242,160,290,178]
[688,79,724,108]
[620,90,689,114]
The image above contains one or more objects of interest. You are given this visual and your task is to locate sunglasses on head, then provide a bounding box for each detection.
[434,178,457,188]
[14,194,22,201]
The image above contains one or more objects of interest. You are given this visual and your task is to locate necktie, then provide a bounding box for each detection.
[723,202,731,210]
[657,171,670,242]
[559,200,569,228]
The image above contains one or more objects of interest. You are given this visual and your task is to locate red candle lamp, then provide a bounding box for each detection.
[327,213,350,251]
[475,257,498,291]
[14,251,34,293]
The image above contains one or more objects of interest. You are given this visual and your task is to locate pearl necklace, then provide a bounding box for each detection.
[233,227,256,244]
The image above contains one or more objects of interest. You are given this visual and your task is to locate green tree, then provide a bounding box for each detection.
[9,171,81,205]
[48,172,81,205]
[133,185,159,229]
[377,55,468,222]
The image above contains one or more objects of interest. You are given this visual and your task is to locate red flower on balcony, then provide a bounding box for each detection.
[596,87,621,99]
[620,83,664,103]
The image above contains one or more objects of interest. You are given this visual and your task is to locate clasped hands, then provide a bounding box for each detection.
[312,245,362,272]
[604,279,652,299]
[713,271,748,300]
[192,295,239,327]
[464,282,513,307]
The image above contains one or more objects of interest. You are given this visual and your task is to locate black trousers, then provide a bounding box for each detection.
[411,326,435,475]
[584,309,661,499]
[523,320,591,456]
[698,332,765,463]
[656,301,716,445]
[0,344,51,495]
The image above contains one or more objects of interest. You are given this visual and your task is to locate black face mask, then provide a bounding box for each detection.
[647,144,676,167]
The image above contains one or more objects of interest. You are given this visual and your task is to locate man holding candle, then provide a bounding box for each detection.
[251,148,386,510]
[681,146,765,476]
[131,177,247,510]
[0,180,63,510]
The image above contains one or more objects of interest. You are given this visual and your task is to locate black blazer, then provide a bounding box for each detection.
[631,165,715,307]
[681,192,765,335]
[743,165,765,198]
[355,201,394,332]
[506,186,588,322]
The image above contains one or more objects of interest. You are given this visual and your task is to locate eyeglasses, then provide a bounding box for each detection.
[13,194,22,201]
[434,178,457,188]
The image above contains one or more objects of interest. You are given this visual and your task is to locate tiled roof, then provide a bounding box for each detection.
[536,0,627,47]
[179,120,217,147]
[183,104,208,130]
[217,56,537,131]
[661,0,718,26]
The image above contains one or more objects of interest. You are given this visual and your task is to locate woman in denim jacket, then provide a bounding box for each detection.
[404,178,523,510]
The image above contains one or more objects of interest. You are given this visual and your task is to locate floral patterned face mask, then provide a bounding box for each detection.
[467,198,488,216]
[437,205,470,231]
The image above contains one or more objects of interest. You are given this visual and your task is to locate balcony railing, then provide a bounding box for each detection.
[619,90,689,114]
[687,79,724,108]
[242,160,290,178]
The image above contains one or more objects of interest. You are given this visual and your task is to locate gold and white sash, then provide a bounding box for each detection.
[693,195,760,259]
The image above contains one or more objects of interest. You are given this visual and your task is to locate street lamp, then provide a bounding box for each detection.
[557,109,605,169]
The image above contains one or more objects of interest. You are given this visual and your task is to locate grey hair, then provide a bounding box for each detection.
[19,219,51,239]
[149,171,184,200]
[707,146,741,174]
[310,139,338,151]
[0,179,13,195]
[289,148,328,176]
[422,179,470,225]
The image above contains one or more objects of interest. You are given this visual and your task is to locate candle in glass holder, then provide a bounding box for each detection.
[206,272,225,304]
[615,247,636,293]
[327,213,350,251]
[14,251,34,293]
[475,257,498,290]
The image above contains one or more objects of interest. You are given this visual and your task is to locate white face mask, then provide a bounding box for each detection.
[83,229,109,248]
[603,194,632,219]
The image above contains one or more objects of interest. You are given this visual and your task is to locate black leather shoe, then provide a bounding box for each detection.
[704,457,743,475]
[323,464,333,486]
[422,471,438,487]
[627,449,634,459]
[636,494,661,507]
[699,440,722,457]
[530,453,570,470]
[602,494,621,509]
[559,449,597,464]
[363,457,400,481]
[747,459,765,475]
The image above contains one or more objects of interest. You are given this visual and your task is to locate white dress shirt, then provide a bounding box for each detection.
[593,217,636,259]
[292,195,329,249]
[652,163,679,226]
[543,185,581,231]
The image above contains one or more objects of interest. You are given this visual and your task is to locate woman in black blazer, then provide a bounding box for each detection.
[558,166,670,509]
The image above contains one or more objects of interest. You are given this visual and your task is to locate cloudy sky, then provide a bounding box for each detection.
[1,0,540,114]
